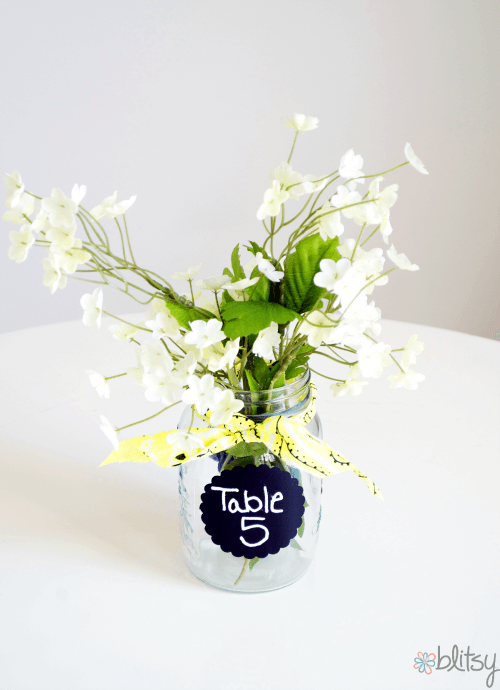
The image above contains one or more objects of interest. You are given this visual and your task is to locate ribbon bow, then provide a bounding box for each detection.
[101,383,382,498]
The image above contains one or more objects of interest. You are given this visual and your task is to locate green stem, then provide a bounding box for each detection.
[234,558,250,586]
[101,311,153,333]
[116,401,181,433]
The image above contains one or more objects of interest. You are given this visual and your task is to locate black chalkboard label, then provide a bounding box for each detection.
[200,464,305,559]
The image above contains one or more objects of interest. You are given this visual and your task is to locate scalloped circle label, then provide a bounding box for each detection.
[200,464,305,559]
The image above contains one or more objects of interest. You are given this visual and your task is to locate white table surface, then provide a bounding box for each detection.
[1,316,499,690]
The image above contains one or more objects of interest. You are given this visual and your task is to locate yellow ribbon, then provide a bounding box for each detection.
[101,383,382,498]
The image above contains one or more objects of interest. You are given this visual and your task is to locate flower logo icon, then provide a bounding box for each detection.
[414,651,436,674]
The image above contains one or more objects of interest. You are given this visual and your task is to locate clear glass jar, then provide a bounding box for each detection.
[177,370,323,592]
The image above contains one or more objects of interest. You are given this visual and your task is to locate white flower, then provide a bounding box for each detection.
[405,142,429,175]
[171,263,202,281]
[90,191,136,219]
[269,162,303,200]
[173,351,199,379]
[252,322,280,360]
[184,319,225,351]
[71,184,87,205]
[204,339,240,372]
[197,293,220,315]
[3,192,35,224]
[227,277,259,300]
[80,288,103,329]
[143,373,183,405]
[3,171,25,208]
[42,251,67,294]
[313,258,350,292]
[337,238,365,261]
[109,322,138,341]
[127,350,146,384]
[8,223,35,263]
[339,149,364,181]
[145,297,174,321]
[298,311,336,348]
[258,257,284,283]
[298,174,328,195]
[99,415,119,450]
[86,370,110,399]
[166,430,204,455]
[330,185,362,218]
[140,341,174,376]
[331,368,368,397]
[56,239,91,273]
[31,209,50,233]
[257,180,289,221]
[388,369,425,390]
[333,266,367,307]
[195,276,231,291]
[41,187,82,228]
[370,177,399,216]
[145,310,181,341]
[314,202,344,240]
[99,415,119,451]
[46,222,78,251]
[210,389,244,426]
[357,342,392,378]
[283,113,319,132]
[400,335,425,369]
[182,374,217,415]
[387,244,419,271]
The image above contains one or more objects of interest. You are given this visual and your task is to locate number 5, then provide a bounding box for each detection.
[239,517,269,547]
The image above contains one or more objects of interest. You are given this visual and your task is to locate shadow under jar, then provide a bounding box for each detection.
[177,369,323,593]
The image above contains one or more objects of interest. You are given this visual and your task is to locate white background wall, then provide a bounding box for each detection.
[1,0,499,337]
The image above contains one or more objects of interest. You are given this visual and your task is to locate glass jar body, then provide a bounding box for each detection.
[177,373,323,593]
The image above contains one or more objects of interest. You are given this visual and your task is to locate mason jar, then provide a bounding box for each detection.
[177,369,323,593]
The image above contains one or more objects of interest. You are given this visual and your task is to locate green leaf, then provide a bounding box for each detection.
[283,233,340,313]
[231,244,245,281]
[245,369,260,392]
[221,301,300,339]
[298,516,305,539]
[252,357,273,389]
[226,441,268,459]
[290,538,303,550]
[248,267,271,302]
[165,300,212,329]
[222,266,234,280]
[249,557,259,570]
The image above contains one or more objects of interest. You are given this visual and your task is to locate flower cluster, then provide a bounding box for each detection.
[3,113,427,449]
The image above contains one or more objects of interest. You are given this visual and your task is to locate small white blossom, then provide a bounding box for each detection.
[400,335,425,369]
[42,251,67,294]
[46,222,78,251]
[109,322,138,341]
[387,244,419,271]
[184,319,225,351]
[339,149,365,181]
[357,342,392,378]
[3,171,25,208]
[80,288,103,329]
[195,276,231,291]
[269,162,303,200]
[99,415,119,451]
[298,174,328,195]
[330,185,362,219]
[405,142,429,175]
[204,339,240,372]
[171,263,202,281]
[388,369,425,390]
[298,311,336,348]
[8,224,35,263]
[314,258,350,292]
[173,351,199,379]
[41,187,83,228]
[31,209,49,233]
[258,256,284,283]
[283,113,319,132]
[227,277,259,300]
[90,191,136,219]
[331,368,368,397]
[140,341,174,376]
[143,373,183,405]
[86,370,110,399]
[379,213,393,245]
[314,202,344,240]
[257,180,289,221]
[210,389,244,426]
[145,310,181,341]
[182,374,217,415]
[3,192,35,224]
[197,293,220,315]
[166,430,204,455]
[252,322,280,360]
[56,239,91,273]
